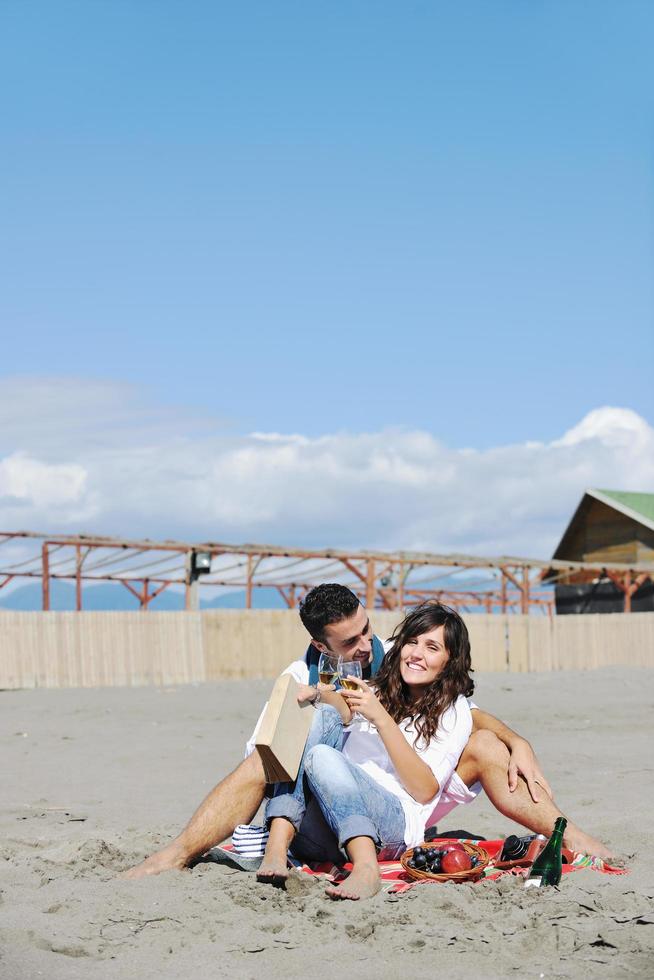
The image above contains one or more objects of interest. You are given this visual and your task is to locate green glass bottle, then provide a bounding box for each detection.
[523,817,567,889]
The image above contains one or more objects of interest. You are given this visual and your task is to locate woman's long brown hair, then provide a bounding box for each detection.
[374,602,474,746]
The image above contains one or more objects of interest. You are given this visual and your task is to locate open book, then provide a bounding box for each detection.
[255,673,314,783]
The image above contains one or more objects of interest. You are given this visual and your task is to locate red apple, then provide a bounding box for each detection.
[441,849,472,874]
[440,842,466,855]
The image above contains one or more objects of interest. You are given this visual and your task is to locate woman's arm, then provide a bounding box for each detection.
[375,711,440,803]
[342,680,439,804]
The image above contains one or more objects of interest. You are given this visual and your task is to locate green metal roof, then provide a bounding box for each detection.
[592,489,654,528]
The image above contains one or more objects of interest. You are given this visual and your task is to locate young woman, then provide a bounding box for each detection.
[257,602,475,901]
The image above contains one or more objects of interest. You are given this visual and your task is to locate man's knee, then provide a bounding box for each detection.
[463,729,509,765]
[239,751,267,787]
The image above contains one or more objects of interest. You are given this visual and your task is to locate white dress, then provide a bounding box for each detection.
[342,695,473,846]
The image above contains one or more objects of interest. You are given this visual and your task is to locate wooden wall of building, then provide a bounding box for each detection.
[1,609,652,689]
[561,497,654,564]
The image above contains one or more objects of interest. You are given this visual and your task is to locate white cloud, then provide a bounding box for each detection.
[0,452,88,512]
[0,378,652,559]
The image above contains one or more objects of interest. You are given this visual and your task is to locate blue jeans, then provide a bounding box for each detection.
[265,705,406,862]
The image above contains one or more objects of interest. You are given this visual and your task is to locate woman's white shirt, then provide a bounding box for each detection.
[342,694,473,847]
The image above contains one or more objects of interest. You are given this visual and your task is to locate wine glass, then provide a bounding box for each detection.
[318,652,341,687]
[338,659,364,725]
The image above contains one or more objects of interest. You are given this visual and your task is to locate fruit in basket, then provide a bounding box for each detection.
[441,842,466,854]
[441,849,472,874]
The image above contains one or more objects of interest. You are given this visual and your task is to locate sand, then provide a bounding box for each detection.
[1,667,653,979]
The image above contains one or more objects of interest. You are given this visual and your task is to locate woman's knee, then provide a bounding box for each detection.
[305,743,341,779]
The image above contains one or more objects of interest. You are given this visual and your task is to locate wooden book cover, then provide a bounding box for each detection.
[255,673,314,783]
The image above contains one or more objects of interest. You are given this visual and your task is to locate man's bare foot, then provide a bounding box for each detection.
[121,843,189,879]
[325,862,381,901]
[564,827,613,861]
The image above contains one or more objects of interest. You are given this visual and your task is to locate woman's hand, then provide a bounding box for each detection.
[339,677,389,727]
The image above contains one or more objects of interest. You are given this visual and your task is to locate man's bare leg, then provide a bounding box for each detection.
[456,730,612,859]
[123,752,267,878]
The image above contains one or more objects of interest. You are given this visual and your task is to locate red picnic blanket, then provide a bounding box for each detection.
[291,838,627,894]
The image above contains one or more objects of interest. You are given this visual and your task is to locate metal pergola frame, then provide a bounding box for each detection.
[1,530,652,614]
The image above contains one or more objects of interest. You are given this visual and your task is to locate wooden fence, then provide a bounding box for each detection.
[0,610,652,689]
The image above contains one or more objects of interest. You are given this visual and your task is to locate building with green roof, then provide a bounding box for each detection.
[551,489,654,613]
[553,489,654,566]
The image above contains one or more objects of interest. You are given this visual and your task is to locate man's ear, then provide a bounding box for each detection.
[311,638,328,655]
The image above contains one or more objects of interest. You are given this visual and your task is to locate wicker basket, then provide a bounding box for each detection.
[401,841,490,883]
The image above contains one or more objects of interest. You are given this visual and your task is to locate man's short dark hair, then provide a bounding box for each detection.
[299,584,361,643]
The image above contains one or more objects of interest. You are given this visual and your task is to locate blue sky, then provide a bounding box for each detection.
[2,0,652,447]
[1,2,653,566]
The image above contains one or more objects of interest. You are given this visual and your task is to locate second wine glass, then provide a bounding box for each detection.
[338,659,364,724]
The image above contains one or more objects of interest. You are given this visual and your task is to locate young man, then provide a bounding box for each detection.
[124,585,609,880]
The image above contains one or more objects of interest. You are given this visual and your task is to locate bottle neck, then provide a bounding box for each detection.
[551,817,567,840]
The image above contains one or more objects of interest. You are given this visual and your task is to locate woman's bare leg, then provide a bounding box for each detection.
[257,817,295,883]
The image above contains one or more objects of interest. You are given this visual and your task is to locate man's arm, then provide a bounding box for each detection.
[296,683,352,723]
[470,708,553,802]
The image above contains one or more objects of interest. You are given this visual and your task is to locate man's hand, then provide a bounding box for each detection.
[296,682,336,706]
[296,683,319,705]
[507,737,553,802]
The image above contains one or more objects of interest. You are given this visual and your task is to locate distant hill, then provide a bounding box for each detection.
[0,581,288,611]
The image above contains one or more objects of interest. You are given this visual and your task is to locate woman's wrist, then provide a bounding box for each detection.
[373,706,394,732]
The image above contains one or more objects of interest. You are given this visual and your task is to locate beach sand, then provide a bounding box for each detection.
[1,667,653,979]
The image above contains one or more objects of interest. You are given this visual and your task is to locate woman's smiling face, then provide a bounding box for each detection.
[399,625,450,695]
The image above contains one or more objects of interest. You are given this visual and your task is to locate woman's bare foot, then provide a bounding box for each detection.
[256,856,290,885]
[256,818,293,885]
[564,826,613,861]
[121,842,189,879]
[325,861,381,901]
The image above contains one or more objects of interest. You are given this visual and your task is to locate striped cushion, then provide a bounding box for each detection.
[231,823,270,857]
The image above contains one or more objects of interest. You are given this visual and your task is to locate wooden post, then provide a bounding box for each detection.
[185,551,192,610]
[521,566,530,614]
[500,571,507,614]
[366,559,376,610]
[75,545,83,611]
[42,543,50,611]
[624,572,631,613]
[246,555,253,609]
